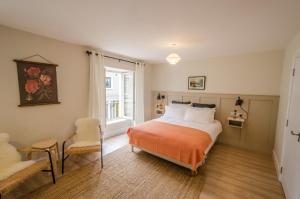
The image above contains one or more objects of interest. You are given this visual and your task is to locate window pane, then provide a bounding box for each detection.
[105,71,120,122]
[105,68,134,124]
[124,72,134,118]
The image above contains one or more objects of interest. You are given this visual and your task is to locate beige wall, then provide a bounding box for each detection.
[0,26,152,146]
[0,24,290,155]
[0,26,89,147]
[274,30,300,164]
[152,51,283,95]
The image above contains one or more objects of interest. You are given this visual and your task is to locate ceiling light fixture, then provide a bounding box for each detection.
[166,53,181,65]
[168,43,177,47]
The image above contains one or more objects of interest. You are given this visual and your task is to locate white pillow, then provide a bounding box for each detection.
[163,105,186,120]
[184,107,215,123]
[169,103,191,109]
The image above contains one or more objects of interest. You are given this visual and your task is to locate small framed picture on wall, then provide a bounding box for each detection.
[105,77,112,89]
[188,76,206,90]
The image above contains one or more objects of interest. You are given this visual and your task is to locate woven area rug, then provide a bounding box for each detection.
[24,145,206,199]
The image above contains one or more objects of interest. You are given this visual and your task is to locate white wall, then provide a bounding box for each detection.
[151,51,283,95]
[0,25,89,147]
[274,30,300,165]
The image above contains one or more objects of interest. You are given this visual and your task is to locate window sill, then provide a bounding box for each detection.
[106,118,131,125]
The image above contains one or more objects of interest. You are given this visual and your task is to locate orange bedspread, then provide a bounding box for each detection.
[127,120,212,170]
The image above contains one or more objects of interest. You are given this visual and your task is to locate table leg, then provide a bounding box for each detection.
[50,148,58,178]
[27,151,32,160]
[55,142,60,161]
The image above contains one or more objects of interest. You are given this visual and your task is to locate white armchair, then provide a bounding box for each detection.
[61,118,103,174]
[0,133,55,198]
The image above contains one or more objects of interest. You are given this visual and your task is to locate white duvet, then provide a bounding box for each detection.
[155,116,222,153]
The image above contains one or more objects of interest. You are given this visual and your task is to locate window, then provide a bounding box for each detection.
[105,67,134,123]
[124,72,134,118]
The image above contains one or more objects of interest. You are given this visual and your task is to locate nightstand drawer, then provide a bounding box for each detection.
[227,116,245,128]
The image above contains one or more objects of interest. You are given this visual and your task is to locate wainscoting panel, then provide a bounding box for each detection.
[152,91,279,154]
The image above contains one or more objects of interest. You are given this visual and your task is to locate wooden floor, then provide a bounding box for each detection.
[102,134,128,155]
[4,134,128,199]
[4,134,284,199]
[199,144,285,199]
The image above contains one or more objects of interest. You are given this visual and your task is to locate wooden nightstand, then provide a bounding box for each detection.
[227,117,245,128]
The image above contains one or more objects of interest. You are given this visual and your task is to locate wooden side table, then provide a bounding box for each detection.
[31,139,60,178]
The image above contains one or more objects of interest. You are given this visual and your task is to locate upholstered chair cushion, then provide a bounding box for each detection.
[0,133,34,180]
[69,118,101,148]
[0,133,21,170]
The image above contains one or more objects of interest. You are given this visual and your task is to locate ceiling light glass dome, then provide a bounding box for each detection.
[166,53,181,65]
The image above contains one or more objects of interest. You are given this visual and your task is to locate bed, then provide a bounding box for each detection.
[127,103,222,175]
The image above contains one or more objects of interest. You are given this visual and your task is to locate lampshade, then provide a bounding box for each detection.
[166,53,181,65]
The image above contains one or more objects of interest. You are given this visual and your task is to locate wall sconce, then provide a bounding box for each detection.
[235,96,248,118]
[157,93,165,101]
[157,93,161,100]
[235,96,244,106]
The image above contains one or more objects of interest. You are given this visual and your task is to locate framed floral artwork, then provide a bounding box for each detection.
[14,60,60,107]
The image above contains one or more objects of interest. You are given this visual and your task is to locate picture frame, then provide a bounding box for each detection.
[105,77,112,89]
[188,76,206,90]
[14,59,60,107]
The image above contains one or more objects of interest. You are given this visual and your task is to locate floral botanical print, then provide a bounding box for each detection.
[15,60,59,106]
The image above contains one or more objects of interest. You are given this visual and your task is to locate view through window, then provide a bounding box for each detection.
[105,67,134,124]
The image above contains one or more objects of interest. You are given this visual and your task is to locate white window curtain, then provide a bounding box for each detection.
[135,62,145,125]
[88,50,106,128]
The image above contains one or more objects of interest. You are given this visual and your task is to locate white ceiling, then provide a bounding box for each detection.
[0,0,300,63]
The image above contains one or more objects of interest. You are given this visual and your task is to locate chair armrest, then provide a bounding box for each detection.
[63,133,76,146]
[17,147,44,153]
[62,133,76,150]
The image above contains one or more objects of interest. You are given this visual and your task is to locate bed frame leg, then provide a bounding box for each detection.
[131,145,134,152]
[190,169,198,177]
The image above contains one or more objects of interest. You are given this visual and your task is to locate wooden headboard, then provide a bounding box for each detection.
[152,91,279,154]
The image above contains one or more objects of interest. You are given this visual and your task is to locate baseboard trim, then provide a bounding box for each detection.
[272,149,282,181]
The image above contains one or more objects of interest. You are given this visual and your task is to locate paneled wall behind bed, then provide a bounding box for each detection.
[152,91,279,154]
